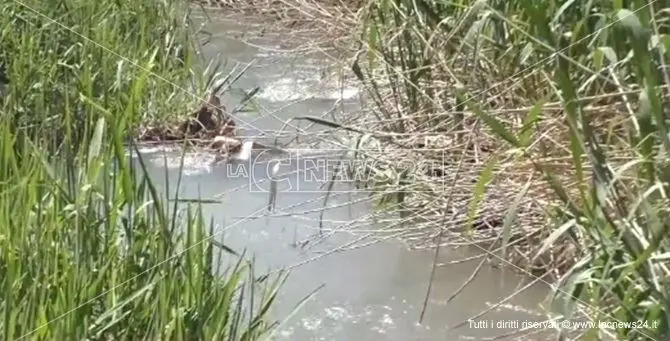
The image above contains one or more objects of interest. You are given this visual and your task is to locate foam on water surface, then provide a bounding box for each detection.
[273,302,437,340]
[130,148,217,176]
[258,76,359,102]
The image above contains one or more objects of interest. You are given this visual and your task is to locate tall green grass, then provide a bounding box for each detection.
[353,0,670,339]
[0,0,282,339]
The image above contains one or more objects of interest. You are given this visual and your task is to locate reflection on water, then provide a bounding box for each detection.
[133,9,560,341]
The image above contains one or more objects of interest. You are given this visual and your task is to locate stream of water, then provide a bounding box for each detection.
[136,10,558,341]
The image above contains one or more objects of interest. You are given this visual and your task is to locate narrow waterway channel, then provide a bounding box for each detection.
[135,10,557,341]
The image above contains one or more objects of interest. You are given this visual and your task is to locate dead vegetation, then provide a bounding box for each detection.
[137,82,242,155]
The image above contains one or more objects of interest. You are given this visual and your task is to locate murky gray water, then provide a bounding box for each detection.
[135,10,558,341]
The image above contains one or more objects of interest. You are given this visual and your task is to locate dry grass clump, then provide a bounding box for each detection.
[336,106,578,278]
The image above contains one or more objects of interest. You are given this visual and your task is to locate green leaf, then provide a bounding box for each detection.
[456,92,520,147]
[617,9,647,41]
[466,156,498,232]
[501,175,533,257]
[533,219,577,263]
[519,42,534,66]
[519,100,544,147]
[88,117,106,168]
[552,0,578,24]
[90,282,155,334]
[592,46,617,70]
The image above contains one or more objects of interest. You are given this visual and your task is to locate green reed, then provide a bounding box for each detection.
[0,0,283,339]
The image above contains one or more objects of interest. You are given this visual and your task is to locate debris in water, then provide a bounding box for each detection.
[137,83,242,159]
[232,141,254,161]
